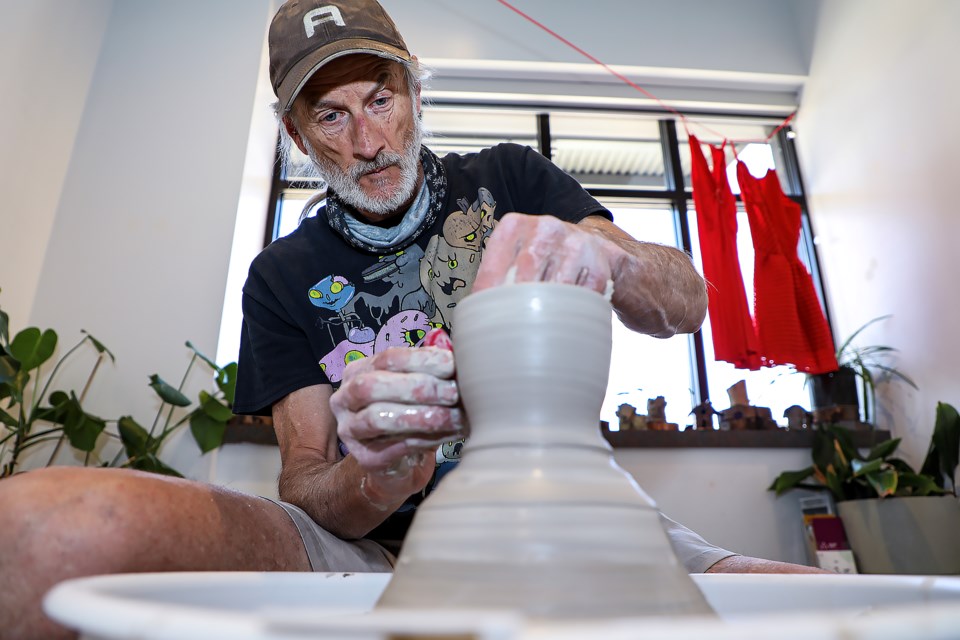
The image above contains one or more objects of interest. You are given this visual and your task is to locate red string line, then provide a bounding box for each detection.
[495,0,796,146]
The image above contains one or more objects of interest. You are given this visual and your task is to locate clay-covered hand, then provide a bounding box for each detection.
[332,336,467,502]
[473,213,706,338]
[473,213,625,296]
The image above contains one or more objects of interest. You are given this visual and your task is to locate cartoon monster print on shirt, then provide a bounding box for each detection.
[346,245,436,323]
[374,310,433,352]
[319,326,376,384]
[443,187,496,259]
[420,187,499,326]
[309,275,361,343]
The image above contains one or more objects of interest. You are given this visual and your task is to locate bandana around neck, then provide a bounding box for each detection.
[325,146,447,254]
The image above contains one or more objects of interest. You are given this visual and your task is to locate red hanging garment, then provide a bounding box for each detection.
[736,161,838,374]
[689,135,761,370]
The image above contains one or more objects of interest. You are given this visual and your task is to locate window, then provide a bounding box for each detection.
[263,106,827,431]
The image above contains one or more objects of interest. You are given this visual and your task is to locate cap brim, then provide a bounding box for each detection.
[278,39,412,112]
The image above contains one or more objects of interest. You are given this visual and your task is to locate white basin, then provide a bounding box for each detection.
[44,571,960,640]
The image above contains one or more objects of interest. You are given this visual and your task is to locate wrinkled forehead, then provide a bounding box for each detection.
[296,54,407,106]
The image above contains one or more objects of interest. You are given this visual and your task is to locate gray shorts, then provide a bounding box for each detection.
[271,498,732,575]
[270,498,396,572]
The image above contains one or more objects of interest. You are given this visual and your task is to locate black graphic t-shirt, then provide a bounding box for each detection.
[235,143,611,546]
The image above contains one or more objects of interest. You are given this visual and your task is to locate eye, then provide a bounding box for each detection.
[320,111,341,124]
[371,95,391,108]
[465,233,476,242]
[428,268,435,279]
[309,289,321,299]
[447,259,458,269]
[403,329,427,346]
[344,350,366,365]
[330,282,344,294]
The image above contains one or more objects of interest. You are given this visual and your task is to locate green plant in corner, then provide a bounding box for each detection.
[0,289,234,478]
[833,315,918,424]
[768,402,959,502]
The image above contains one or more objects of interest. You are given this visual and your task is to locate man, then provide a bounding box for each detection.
[0,1,821,638]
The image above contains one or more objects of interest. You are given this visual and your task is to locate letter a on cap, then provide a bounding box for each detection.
[304,6,345,38]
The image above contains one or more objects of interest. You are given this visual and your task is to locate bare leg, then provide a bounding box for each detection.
[0,467,311,640]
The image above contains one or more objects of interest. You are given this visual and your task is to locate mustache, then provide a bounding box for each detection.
[349,152,404,180]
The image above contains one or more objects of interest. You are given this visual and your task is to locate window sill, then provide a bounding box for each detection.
[226,416,892,450]
[602,425,891,449]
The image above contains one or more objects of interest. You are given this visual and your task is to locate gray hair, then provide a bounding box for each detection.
[272,58,432,185]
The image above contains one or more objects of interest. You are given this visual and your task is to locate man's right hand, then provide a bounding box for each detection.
[331,342,467,507]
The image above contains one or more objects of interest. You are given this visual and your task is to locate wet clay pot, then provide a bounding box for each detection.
[376,282,714,619]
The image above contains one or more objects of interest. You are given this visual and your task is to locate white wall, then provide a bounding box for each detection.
[14,0,275,477]
[795,0,960,468]
[0,1,113,333]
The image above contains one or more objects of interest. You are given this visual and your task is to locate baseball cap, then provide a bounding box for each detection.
[269,0,412,112]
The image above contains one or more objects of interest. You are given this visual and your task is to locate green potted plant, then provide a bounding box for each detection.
[0,290,234,478]
[809,315,918,426]
[769,403,960,573]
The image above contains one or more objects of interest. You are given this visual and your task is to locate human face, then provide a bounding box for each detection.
[286,56,422,223]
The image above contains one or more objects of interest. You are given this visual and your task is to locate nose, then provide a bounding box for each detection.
[352,113,386,161]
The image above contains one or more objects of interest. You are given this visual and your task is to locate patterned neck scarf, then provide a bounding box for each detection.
[325,146,447,254]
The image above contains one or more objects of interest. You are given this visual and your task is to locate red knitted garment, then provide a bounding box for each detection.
[688,136,762,369]
[736,161,838,374]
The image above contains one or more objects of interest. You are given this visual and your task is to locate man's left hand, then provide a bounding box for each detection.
[472,213,625,295]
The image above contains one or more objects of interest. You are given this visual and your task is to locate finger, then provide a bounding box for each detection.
[332,371,460,414]
[339,402,466,441]
[473,214,527,291]
[550,232,613,294]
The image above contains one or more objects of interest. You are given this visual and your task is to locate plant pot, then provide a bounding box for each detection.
[837,496,960,574]
[808,365,859,410]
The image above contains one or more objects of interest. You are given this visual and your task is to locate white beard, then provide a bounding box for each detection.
[306,115,423,218]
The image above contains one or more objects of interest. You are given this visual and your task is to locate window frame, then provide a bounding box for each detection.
[261,107,831,422]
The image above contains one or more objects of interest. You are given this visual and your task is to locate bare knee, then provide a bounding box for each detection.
[0,467,154,577]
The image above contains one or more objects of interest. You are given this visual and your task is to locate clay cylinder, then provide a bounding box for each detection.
[376,283,713,619]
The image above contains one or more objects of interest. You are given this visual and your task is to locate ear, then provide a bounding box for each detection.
[282,115,309,155]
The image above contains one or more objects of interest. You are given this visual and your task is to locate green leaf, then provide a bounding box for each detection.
[62,395,106,452]
[0,354,19,386]
[836,315,891,361]
[148,374,191,407]
[199,391,233,422]
[188,409,227,454]
[0,408,17,428]
[898,471,944,497]
[823,468,845,501]
[851,458,885,477]
[34,390,72,425]
[921,402,960,489]
[82,330,116,363]
[186,341,219,371]
[864,467,898,497]
[117,416,151,458]
[0,307,8,346]
[216,362,237,406]
[768,467,815,496]
[865,437,901,462]
[130,453,184,478]
[9,328,58,371]
[812,426,838,471]
[831,425,859,463]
